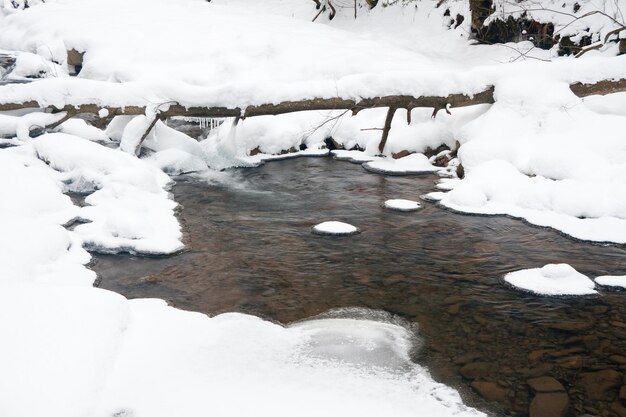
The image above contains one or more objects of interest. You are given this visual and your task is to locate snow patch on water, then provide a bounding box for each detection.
[312,221,360,236]
[504,264,597,296]
[384,199,422,212]
[595,275,626,289]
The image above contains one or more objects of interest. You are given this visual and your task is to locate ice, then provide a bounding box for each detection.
[363,153,440,175]
[384,199,422,212]
[594,275,626,289]
[504,264,597,296]
[312,221,360,236]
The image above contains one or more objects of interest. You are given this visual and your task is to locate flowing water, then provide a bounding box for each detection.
[93,156,626,417]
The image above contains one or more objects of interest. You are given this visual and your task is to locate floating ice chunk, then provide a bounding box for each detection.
[383,199,422,212]
[363,153,439,175]
[504,264,597,296]
[312,221,360,236]
[595,275,626,289]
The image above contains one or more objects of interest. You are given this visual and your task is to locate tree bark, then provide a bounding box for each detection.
[569,78,626,97]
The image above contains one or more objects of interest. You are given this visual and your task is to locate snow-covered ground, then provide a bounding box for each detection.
[1,0,626,415]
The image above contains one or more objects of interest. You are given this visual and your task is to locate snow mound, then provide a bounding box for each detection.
[312,221,360,236]
[56,118,110,143]
[33,133,183,255]
[146,148,209,175]
[384,199,422,212]
[363,153,439,175]
[594,275,626,289]
[504,264,597,296]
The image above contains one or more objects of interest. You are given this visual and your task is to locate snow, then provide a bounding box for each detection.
[363,153,440,175]
[312,221,361,236]
[429,72,626,244]
[384,199,422,212]
[595,275,626,289]
[504,264,597,296]
[55,118,110,143]
[33,133,184,255]
[0,110,486,417]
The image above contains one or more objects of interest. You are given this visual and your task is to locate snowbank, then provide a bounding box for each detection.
[504,264,597,296]
[33,133,184,254]
[430,68,626,244]
[0,290,487,417]
[0,111,486,417]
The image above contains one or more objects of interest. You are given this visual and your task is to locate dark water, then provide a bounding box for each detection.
[93,157,626,417]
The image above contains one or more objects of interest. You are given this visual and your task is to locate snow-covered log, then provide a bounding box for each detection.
[0,87,497,118]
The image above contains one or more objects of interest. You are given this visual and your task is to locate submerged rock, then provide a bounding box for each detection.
[527,376,565,393]
[470,381,508,403]
[579,370,622,401]
[529,392,569,417]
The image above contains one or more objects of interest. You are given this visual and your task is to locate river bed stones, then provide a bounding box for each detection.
[529,392,569,417]
[459,362,497,379]
[527,376,565,393]
[579,369,622,400]
[470,381,508,403]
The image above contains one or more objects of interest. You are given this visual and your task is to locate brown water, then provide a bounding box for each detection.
[93,157,626,417]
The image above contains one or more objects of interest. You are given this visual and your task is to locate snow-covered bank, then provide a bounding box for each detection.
[428,78,626,244]
[0,114,485,417]
[1,288,486,417]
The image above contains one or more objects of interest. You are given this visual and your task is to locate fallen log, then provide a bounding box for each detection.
[569,78,626,97]
[0,77,624,154]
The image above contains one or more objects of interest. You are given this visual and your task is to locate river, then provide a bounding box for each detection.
[93,156,626,417]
